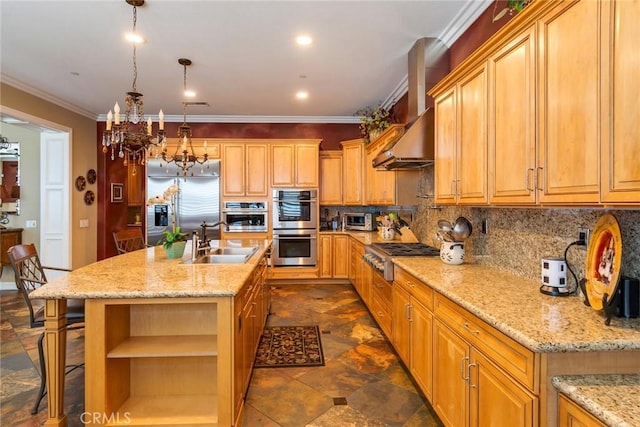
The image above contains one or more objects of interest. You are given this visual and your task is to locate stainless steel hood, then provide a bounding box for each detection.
[372,38,449,170]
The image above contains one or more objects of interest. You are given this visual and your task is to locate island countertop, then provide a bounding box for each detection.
[392,257,640,353]
[29,239,271,300]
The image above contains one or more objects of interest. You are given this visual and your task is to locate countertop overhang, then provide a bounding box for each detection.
[29,239,272,300]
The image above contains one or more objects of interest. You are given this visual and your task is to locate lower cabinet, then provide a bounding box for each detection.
[319,234,350,279]
[370,269,393,338]
[558,394,606,427]
[392,267,434,401]
[433,318,537,427]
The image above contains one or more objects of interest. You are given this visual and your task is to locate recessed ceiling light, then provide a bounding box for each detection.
[296,35,312,46]
[184,90,196,98]
[296,91,309,100]
[125,32,145,44]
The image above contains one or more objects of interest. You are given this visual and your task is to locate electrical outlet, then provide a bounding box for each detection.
[578,228,590,246]
[481,219,489,234]
[25,220,37,228]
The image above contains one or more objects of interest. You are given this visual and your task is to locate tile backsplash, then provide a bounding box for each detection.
[412,167,640,287]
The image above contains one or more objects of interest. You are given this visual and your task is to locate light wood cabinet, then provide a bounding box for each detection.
[341,139,366,205]
[370,269,392,337]
[558,394,606,427]
[600,0,640,204]
[271,142,320,188]
[433,294,537,427]
[488,24,537,204]
[222,143,268,197]
[318,234,349,279]
[349,238,371,305]
[319,151,343,205]
[433,64,488,205]
[392,267,434,401]
[537,0,601,204]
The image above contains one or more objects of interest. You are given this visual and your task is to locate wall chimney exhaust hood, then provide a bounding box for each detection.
[372,38,449,170]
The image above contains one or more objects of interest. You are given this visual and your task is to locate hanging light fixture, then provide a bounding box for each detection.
[159,58,209,178]
[102,0,165,174]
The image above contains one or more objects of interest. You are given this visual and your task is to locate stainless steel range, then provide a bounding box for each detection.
[364,242,440,281]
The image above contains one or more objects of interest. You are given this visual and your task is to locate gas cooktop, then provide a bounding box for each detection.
[371,242,440,257]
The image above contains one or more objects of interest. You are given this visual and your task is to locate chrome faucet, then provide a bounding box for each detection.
[191,221,230,262]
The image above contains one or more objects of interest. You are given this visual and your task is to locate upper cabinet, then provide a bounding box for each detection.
[600,0,640,204]
[434,64,488,205]
[340,139,366,205]
[271,141,320,188]
[537,0,601,204]
[222,142,269,197]
[431,0,639,207]
[319,151,343,205]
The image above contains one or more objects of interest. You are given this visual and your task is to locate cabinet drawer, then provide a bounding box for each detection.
[371,293,392,337]
[434,294,537,391]
[394,267,434,311]
[371,272,392,306]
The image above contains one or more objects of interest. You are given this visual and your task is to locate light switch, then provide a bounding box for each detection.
[25,220,37,228]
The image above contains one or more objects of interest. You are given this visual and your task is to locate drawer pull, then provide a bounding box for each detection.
[405,303,412,321]
[463,322,480,335]
[406,280,415,288]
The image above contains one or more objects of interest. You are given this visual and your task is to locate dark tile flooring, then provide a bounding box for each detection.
[1,283,442,427]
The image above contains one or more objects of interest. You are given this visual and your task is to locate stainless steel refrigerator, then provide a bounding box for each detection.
[146,159,221,245]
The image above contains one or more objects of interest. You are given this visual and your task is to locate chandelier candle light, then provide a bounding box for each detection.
[102,0,165,175]
[159,58,209,178]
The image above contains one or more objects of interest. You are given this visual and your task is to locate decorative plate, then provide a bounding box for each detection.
[86,169,97,184]
[75,176,86,191]
[585,213,623,310]
[84,190,95,205]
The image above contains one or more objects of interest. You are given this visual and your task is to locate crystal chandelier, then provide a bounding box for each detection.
[102,0,165,174]
[159,58,209,178]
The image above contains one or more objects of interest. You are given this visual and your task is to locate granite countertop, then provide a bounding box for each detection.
[391,257,640,353]
[552,374,640,426]
[29,239,272,300]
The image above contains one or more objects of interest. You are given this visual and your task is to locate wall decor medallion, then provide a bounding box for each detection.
[84,190,95,205]
[75,176,86,191]
[86,169,97,184]
[110,183,124,203]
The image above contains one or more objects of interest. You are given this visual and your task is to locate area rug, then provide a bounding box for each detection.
[254,325,325,368]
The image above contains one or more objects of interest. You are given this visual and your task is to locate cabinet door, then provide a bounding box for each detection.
[435,87,457,204]
[538,0,601,204]
[489,25,537,205]
[332,235,350,278]
[342,141,365,205]
[245,144,268,196]
[364,149,377,204]
[318,235,333,278]
[558,394,606,427]
[377,169,397,205]
[411,299,433,401]
[433,319,469,427]
[319,152,343,204]
[222,144,246,197]
[470,349,537,427]
[271,144,296,187]
[457,63,488,205]
[391,284,411,365]
[295,144,319,187]
[600,0,640,204]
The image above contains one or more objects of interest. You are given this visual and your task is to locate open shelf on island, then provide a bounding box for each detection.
[106,395,218,426]
[107,335,218,358]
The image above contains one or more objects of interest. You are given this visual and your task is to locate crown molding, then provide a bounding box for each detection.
[1,74,97,120]
[96,113,361,124]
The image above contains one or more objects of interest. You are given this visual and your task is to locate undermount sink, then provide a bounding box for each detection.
[186,246,258,264]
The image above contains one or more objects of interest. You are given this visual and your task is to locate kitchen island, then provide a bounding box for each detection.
[29,239,271,427]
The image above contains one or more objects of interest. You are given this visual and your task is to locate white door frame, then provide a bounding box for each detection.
[0,106,72,281]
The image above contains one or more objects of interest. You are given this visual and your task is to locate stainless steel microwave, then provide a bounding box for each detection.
[344,213,375,231]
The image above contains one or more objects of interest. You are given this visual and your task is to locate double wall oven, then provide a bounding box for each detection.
[222,201,268,232]
[271,189,318,267]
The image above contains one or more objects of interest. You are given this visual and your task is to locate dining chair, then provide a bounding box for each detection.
[7,243,85,415]
[113,228,148,254]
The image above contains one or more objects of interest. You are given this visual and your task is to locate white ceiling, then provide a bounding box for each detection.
[0,0,490,124]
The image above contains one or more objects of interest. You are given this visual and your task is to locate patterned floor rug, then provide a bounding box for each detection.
[254,325,325,368]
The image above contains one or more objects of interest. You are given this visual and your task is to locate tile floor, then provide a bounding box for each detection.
[1,283,442,427]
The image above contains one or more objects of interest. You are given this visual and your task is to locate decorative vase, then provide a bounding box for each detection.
[380,227,395,241]
[164,241,187,259]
